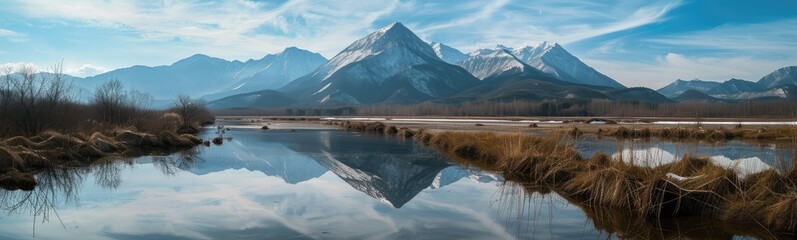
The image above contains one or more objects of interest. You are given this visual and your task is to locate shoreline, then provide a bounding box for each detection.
[0,130,203,190]
[328,121,797,236]
[215,116,797,142]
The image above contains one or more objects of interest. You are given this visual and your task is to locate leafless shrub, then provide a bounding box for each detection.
[0,63,76,135]
[170,95,214,134]
[91,79,153,126]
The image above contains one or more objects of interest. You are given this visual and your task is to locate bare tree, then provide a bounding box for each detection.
[170,95,213,133]
[0,63,74,135]
[91,79,155,126]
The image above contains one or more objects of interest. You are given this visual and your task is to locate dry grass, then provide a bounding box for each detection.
[604,125,797,142]
[337,121,797,235]
[0,129,203,190]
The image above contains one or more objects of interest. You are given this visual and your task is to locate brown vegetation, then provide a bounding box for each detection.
[0,130,201,190]
[606,126,797,142]
[337,121,797,235]
[0,64,213,191]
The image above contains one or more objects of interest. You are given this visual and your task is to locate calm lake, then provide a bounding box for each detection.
[0,128,792,239]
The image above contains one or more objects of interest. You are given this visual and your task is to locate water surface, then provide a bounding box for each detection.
[0,129,790,239]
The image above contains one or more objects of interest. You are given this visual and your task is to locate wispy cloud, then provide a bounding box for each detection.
[0,28,28,42]
[648,19,797,56]
[412,0,681,52]
[7,0,406,58]
[414,0,512,34]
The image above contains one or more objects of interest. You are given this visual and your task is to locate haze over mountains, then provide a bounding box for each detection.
[21,22,796,109]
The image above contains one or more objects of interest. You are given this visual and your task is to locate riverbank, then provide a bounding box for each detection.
[332,121,797,236]
[217,116,797,142]
[0,130,203,190]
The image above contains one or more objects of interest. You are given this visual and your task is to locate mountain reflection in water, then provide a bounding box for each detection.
[0,129,791,239]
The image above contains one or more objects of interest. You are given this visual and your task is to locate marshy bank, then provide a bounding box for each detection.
[1,66,214,191]
[335,121,797,236]
[597,125,797,142]
[0,130,204,190]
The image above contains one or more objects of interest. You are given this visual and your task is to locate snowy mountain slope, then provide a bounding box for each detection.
[457,48,553,81]
[430,42,468,64]
[280,22,480,105]
[758,66,797,88]
[203,47,327,101]
[656,79,721,98]
[512,41,625,89]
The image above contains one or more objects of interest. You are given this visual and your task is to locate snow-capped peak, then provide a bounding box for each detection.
[495,44,513,51]
[459,48,530,79]
[279,21,481,105]
[431,42,468,64]
[311,21,439,81]
[509,41,625,88]
[537,41,560,51]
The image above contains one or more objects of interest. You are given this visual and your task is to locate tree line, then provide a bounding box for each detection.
[0,64,213,137]
[213,99,797,118]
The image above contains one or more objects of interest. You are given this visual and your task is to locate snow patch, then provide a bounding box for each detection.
[313,82,333,95]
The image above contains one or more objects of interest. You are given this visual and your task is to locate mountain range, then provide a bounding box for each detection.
[209,22,644,108]
[25,22,795,108]
[657,66,797,102]
[63,46,326,106]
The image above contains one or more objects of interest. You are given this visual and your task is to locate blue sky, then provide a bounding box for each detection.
[1,0,795,88]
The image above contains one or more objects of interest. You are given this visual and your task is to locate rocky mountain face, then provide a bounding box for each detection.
[457,48,553,81]
[758,66,797,88]
[279,22,480,105]
[511,42,625,89]
[430,42,468,64]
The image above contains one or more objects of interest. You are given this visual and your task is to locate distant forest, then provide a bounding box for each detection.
[213,99,797,118]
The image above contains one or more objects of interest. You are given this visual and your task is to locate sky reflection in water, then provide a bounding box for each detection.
[0,129,791,239]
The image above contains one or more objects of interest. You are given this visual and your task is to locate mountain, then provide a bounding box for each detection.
[438,74,611,103]
[207,90,297,109]
[758,66,797,88]
[273,128,455,208]
[656,79,722,98]
[430,42,468,64]
[85,47,325,101]
[714,84,797,100]
[674,89,726,103]
[512,41,625,89]
[606,87,671,104]
[85,54,242,99]
[457,48,554,81]
[280,22,480,105]
[202,47,327,101]
[705,78,763,95]
[185,130,329,184]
